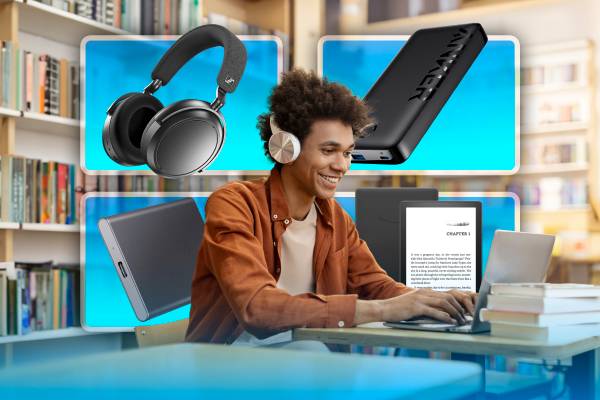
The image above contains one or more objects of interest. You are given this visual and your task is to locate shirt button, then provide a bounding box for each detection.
[273,241,277,247]
[338,321,345,328]
[273,214,278,219]
[284,219,290,225]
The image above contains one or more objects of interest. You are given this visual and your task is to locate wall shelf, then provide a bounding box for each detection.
[522,205,590,213]
[0,107,21,118]
[0,327,108,345]
[522,122,589,135]
[0,222,20,230]
[521,83,589,95]
[20,223,79,232]
[19,112,79,137]
[0,107,79,137]
[13,0,128,46]
[519,163,589,175]
[0,223,79,232]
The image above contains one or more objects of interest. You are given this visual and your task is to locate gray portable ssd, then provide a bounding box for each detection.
[98,198,204,321]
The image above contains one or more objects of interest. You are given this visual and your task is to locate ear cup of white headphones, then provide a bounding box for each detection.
[268,115,301,164]
[268,131,301,164]
[140,99,225,178]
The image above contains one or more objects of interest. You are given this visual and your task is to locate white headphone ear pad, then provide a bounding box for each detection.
[268,132,301,164]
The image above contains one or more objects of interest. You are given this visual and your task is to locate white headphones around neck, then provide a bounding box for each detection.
[268,115,301,164]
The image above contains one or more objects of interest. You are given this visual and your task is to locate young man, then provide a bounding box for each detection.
[186,69,475,344]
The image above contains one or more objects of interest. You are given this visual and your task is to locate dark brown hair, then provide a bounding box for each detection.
[257,69,372,164]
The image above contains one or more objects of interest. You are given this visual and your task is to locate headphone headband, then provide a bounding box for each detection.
[151,24,247,93]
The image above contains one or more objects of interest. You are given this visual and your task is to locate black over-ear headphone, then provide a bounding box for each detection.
[103,25,247,178]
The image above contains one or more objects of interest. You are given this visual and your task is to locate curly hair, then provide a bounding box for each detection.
[257,69,372,164]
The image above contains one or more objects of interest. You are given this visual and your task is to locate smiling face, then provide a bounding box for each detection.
[282,119,354,200]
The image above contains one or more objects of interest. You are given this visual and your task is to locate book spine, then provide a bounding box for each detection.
[57,163,67,224]
[52,269,60,330]
[141,0,154,34]
[59,59,68,117]
[38,55,47,114]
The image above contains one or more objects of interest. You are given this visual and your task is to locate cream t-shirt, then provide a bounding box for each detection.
[277,203,317,295]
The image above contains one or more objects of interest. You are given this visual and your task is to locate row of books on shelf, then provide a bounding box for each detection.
[37,0,205,34]
[522,138,587,166]
[82,173,227,193]
[1,156,80,225]
[480,283,600,341]
[0,261,79,337]
[508,177,587,208]
[1,40,80,118]
[1,155,232,224]
[36,0,287,37]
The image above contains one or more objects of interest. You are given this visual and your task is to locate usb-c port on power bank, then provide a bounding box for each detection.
[118,261,128,278]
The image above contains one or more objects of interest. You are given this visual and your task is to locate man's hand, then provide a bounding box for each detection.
[447,289,477,316]
[354,288,476,326]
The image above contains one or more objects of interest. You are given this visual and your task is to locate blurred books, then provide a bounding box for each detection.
[0,261,80,337]
[481,283,600,340]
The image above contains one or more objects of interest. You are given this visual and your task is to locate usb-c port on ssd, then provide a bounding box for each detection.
[118,261,128,278]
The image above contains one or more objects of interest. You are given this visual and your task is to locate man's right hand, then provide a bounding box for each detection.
[354,288,467,326]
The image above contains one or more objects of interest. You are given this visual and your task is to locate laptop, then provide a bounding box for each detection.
[384,230,555,333]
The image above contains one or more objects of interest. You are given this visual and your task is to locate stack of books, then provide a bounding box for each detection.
[0,261,80,336]
[480,283,600,341]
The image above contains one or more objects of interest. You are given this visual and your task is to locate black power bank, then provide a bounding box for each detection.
[352,24,488,164]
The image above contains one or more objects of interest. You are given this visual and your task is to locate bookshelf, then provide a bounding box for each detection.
[515,40,595,232]
[0,0,293,365]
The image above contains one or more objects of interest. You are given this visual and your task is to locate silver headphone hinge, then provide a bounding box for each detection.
[210,87,227,112]
[143,79,163,95]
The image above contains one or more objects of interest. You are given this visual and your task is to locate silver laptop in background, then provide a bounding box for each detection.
[384,230,556,333]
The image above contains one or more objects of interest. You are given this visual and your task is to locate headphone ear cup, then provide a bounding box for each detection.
[268,132,301,164]
[104,93,163,166]
[141,99,226,178]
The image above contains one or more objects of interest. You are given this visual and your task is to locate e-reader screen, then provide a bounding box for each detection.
[400,201,482,292]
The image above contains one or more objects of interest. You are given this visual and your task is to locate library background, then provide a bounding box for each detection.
[0,0,598,381]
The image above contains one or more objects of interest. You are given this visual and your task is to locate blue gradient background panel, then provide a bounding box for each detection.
[320,37,518,172]
[83,193,517,329]
[82,38,280,173]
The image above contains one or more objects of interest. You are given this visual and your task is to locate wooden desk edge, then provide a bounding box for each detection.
[293,328,600,359]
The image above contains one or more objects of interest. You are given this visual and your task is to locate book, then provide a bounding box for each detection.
[480,308,600,327]
[0,271,6,336]
[491,283,600,298]
[486,294,600,314]
[491,322,600,341]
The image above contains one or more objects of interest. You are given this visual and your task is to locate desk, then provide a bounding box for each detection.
[294,324,600,399]
[0,342,482,399]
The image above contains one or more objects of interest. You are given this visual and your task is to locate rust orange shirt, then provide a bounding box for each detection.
[185,168,410,343]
